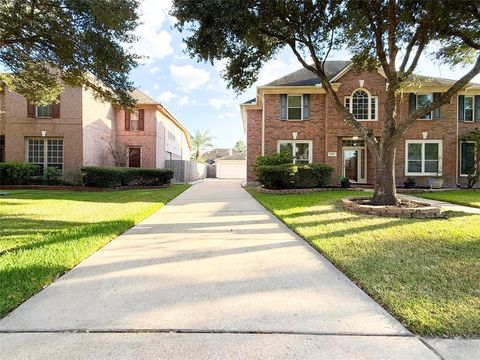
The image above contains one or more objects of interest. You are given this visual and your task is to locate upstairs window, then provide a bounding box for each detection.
[287,95,302,120]
[124,109,144,131]
[28,102,60,118]
[280,94,310,121]
[36,104,54,118]
[168,130,176,141]
[464,96,474,122]
[416,94,433,120]
[344,89,377,121]
[130,110,139,131]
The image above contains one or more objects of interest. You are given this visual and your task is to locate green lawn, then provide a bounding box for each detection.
[416,190,480,209]
[0,186,189,317]
[247,188,480,337]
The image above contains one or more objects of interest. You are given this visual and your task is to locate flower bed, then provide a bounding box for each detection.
[341,196,444,218]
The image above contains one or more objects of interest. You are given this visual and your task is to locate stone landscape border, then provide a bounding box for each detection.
[341,196,444,218]
[258,186,358,195]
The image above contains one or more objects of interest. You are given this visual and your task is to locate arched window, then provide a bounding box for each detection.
[344,89,377,121]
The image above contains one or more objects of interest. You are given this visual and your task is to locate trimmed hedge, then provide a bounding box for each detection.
[81,167,174,188]
[0,162,37,185]
[256,163,334,190]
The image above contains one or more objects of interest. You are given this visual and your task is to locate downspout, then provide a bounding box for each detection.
[260,92,265,156]
[456,100,460,187]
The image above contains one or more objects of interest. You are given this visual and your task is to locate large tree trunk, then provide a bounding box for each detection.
[371,142,399,205]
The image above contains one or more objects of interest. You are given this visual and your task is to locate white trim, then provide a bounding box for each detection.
[35,104,53,118]
[405,139,443,176]
[277,140,313,164]
[25,137,64,174]
[459,141,476,177]
[342,140,367,184]
[286,94,303,121]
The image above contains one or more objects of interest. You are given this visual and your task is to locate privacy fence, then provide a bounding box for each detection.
[165,160,214,183]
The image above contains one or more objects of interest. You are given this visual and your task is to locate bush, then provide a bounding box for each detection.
[341,176,351,188]
[256,163,334,190]
[81,167,174,188]
[0,162,37,185]
[404,177,416,189]
[43,167,63,185]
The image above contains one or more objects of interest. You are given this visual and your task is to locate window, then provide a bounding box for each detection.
[464,96,474,122]
[460,142,476,176]
[168,130,175,141]
[277,140,312,164]
[27,138,63,174]
[130,110,139,131]
[344,89,377,121]
[36,104,54,118]
[287,95,302,120]
[405,140,442,176]
[0,136,4,162]
[416,94,433,120]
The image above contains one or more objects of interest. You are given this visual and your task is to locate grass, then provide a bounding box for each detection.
[416,190,480,209]
[0,186,189,317]
[247,188,480,337]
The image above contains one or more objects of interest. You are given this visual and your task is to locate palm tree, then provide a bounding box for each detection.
[191,130,214,162]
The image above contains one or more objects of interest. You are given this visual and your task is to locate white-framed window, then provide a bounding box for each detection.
[277,140,312,164]
[464,96,474,122]
[36,104,54,118]
[416,94,433,120]
[287,95,303,120]
[344,89,377,121]
[405,140,442,176]
[460,141,476,176]
[26,138,63,174]
[168,130,175,141]
[130,110,139,131]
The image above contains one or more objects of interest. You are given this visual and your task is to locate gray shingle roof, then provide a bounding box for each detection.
[406,74,480,87]
[264,61,351,86]
[132,89,160,105]
[217,151,246,161]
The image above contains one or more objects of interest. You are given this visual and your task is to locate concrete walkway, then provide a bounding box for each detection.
[398,193,480,214]
[0,180,459,359]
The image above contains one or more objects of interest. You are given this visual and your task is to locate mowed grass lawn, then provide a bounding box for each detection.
[247,189,480,337]
[416,189,480,209]
[0,186,189,317]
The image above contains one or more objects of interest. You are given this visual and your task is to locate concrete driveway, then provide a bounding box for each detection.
[1,180,440,359]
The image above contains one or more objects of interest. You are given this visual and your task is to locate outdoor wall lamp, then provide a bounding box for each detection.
[41,130,46,137]
[292,132,298,140]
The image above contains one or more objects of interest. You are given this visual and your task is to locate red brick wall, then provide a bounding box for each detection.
[245,69,476,187]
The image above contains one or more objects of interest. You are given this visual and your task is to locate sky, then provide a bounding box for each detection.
[128,0,480,149]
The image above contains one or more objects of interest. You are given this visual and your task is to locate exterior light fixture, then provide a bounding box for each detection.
[41,131,46,137]
[422,132,428,139]
[292,132,298,140]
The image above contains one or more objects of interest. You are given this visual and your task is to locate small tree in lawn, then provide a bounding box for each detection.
[172,0,480,205]
[461,128,480,188]
[0,0,141,108]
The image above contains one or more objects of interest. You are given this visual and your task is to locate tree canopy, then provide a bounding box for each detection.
[0,0,141,107]
[191,129,214,162]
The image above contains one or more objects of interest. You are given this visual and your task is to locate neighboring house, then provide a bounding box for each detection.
[240,61,480,187]
[202,148,234,164]
[0,83,191,178]
[216,151,246,179]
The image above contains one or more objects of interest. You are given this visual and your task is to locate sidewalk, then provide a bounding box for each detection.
[0,180,475,359]
[398,193,480,214]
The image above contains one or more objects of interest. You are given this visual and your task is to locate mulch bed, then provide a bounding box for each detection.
[0,184,170,192]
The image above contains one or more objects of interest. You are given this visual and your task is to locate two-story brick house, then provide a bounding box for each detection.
[241,61,480,187]
[0,84,191,180]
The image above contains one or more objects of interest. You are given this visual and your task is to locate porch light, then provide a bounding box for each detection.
[292,132,298,140]
[352,136,359,140]
[41,131,46,137]
[422,132,428,139]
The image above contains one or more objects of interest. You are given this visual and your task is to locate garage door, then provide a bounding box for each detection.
[216,160,246,179]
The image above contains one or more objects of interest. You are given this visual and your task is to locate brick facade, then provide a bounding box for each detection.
[0,85,191,176]
[244,68,480,187]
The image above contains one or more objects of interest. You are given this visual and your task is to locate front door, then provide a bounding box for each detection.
[128,147,141,168]
[343,148,366,183]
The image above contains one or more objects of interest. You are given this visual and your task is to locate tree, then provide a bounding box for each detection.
[0,0,140,107]
[461,128,480,188]
[191,130,214,162]
[233,140,246,153]
[172,0,480,205]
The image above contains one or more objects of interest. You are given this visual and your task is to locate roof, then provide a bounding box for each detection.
[216,151,246,161]
[202,148,233,160]
[131,89,160,105]
[264,61,351,86]
[242,98,256,105]
[406,74,480,88]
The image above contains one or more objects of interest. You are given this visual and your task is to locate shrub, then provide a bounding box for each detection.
[404,177,416,189]
[256,163,334,190]
[341,176,351,188]
[43,167,63,185]
[0,162,37,185]
[254,151,293,183]
[81,167,174,188]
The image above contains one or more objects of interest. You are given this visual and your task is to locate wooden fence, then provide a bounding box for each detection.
[165,160,208,183]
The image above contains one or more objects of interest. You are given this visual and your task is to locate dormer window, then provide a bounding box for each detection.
[344,89,377,121]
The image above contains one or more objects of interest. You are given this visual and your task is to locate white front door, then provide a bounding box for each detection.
[343,147,367,183]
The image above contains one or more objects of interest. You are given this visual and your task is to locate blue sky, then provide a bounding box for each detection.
[128,0,480,148]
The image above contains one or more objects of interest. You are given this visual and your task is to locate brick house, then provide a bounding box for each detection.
[0,84,191,180]
[241,61,480,187]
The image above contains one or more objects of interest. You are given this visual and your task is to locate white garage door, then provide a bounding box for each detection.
[216,160,246,179]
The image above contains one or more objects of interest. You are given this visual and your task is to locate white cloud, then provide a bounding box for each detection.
[255,57,300,86]
[153,84,160,90]
[169,64,210,91]
[218,112,238,119]
[149,66,160,74]
[207,97,236,110]
[159,91,176,102]
[178,96,189,106]
[130,0,174,62]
